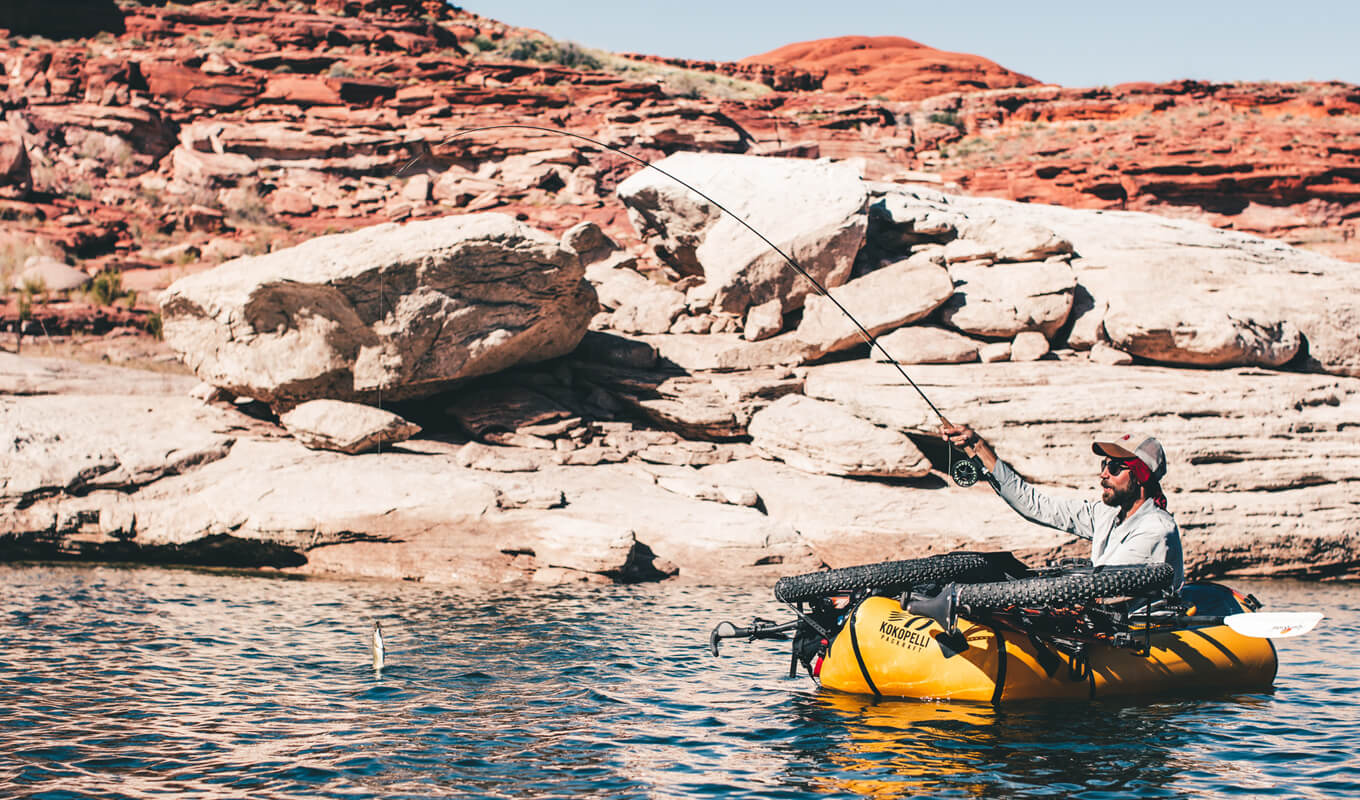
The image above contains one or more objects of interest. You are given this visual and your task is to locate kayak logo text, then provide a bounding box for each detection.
[879,620,931,651]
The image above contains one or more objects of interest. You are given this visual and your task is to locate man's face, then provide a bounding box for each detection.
[1100,458,1142,507]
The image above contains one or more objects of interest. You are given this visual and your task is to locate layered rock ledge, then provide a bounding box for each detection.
[4,167,1358,584]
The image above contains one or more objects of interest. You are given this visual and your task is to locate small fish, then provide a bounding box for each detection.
[372,620,385,673]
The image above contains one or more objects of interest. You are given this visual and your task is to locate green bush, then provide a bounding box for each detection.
[88,269,122,307]
[554,42,602,71]
[497,36,603,71]
[928,111,965,131]
[21,276,47,298]
[663,72,708,100]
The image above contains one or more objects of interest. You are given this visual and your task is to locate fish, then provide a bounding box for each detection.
[372,620,385,673]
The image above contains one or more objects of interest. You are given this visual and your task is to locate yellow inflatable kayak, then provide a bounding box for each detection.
[711,553,1306,703]
[817,594,1278,702]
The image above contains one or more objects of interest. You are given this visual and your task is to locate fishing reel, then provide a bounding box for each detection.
[949,450,984,487]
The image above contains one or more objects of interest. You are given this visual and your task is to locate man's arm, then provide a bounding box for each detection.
[942,422,1100,540]
[989,461,1100,540]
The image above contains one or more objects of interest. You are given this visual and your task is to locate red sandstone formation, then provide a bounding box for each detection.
[741,35,1041,101]
[1,0,1358,337]
[921,81,1360,261]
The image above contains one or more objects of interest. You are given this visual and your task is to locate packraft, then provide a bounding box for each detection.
[710,553,1308,702]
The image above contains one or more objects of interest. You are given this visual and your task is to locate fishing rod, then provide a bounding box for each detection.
[395,125,983,485]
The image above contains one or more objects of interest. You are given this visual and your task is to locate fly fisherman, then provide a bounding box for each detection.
[941,424,1185,590]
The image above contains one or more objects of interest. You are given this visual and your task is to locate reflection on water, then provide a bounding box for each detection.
[797,693,1235,798]
[1,564,1358,799]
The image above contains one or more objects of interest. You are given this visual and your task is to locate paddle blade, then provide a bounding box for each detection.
[1224,612,1323,639]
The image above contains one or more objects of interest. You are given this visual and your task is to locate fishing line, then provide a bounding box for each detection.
[394,124,952,424]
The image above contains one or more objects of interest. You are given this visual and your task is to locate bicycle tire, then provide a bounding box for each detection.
[957,563,1174,610]
[774,553,997,603]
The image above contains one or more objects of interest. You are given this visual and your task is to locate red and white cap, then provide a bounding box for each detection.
[1092,433,1167,481]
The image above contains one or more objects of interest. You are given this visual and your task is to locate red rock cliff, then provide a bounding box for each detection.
[1,0,1356,318]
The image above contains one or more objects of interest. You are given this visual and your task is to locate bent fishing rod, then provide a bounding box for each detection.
[396,124,981,484]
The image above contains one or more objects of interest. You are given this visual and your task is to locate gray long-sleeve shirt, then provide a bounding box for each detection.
[989,459,1185,590]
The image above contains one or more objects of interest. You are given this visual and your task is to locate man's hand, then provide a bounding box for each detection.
[941,422,978,449]
[940,422,999,472]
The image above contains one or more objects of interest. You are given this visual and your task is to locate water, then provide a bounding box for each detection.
[2,564,1358,799]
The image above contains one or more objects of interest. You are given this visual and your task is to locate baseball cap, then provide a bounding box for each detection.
[1092,433,1167,481]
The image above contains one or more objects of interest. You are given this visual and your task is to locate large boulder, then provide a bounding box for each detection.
[617,152,867,316]
[747,394,932,478]
[940,259,1077,339]
[159,214,598,406]
[11,257,89,292]
[795,255,955,357]
[278,400,421,454]
[951,216,1075,263]
[874,325,980,364]
[943,192,1360,375]
[593,266,687,335]
[1104,307,1301,367]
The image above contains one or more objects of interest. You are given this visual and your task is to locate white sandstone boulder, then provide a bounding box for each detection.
[278,399,421,454]
[747,394,932,478]
[159,213,598,406]
[617,152,867,316]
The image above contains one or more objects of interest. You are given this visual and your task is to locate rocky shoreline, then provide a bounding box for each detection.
[5,164,1358,585]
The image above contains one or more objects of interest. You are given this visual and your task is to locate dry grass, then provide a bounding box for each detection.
[479,34,770,102]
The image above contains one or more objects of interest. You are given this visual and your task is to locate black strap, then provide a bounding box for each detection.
[990,626,1008,705]
[1027,633,1064,678]
[848,600,882,699]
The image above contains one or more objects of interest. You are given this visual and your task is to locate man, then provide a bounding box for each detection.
[942,423,1184,590]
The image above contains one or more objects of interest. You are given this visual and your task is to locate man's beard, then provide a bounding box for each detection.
[1101,480,1141,507]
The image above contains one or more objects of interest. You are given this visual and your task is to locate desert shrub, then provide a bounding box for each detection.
[222,183,271,226]
[553,41,602,71]
[88,269,122,306]
[497,36,603,71]
[663,72,707,100]
[146,311,163,340]
[498,36,544,62]
[326,62,354,78]
[485,36,767,100]
[929,111,965,131]
[21,276,47,298]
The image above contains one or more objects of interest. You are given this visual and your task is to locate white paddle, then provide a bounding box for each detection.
[1221,612,1324,639]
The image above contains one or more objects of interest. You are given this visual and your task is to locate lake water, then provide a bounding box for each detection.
[2,564,1358,799]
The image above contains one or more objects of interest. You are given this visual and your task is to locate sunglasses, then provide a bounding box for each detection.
[1100,458,1139,476]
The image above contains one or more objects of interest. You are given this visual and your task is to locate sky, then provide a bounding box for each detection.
[451,0,1360,88]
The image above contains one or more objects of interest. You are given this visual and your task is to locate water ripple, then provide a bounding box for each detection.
[1,565,1358,799]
